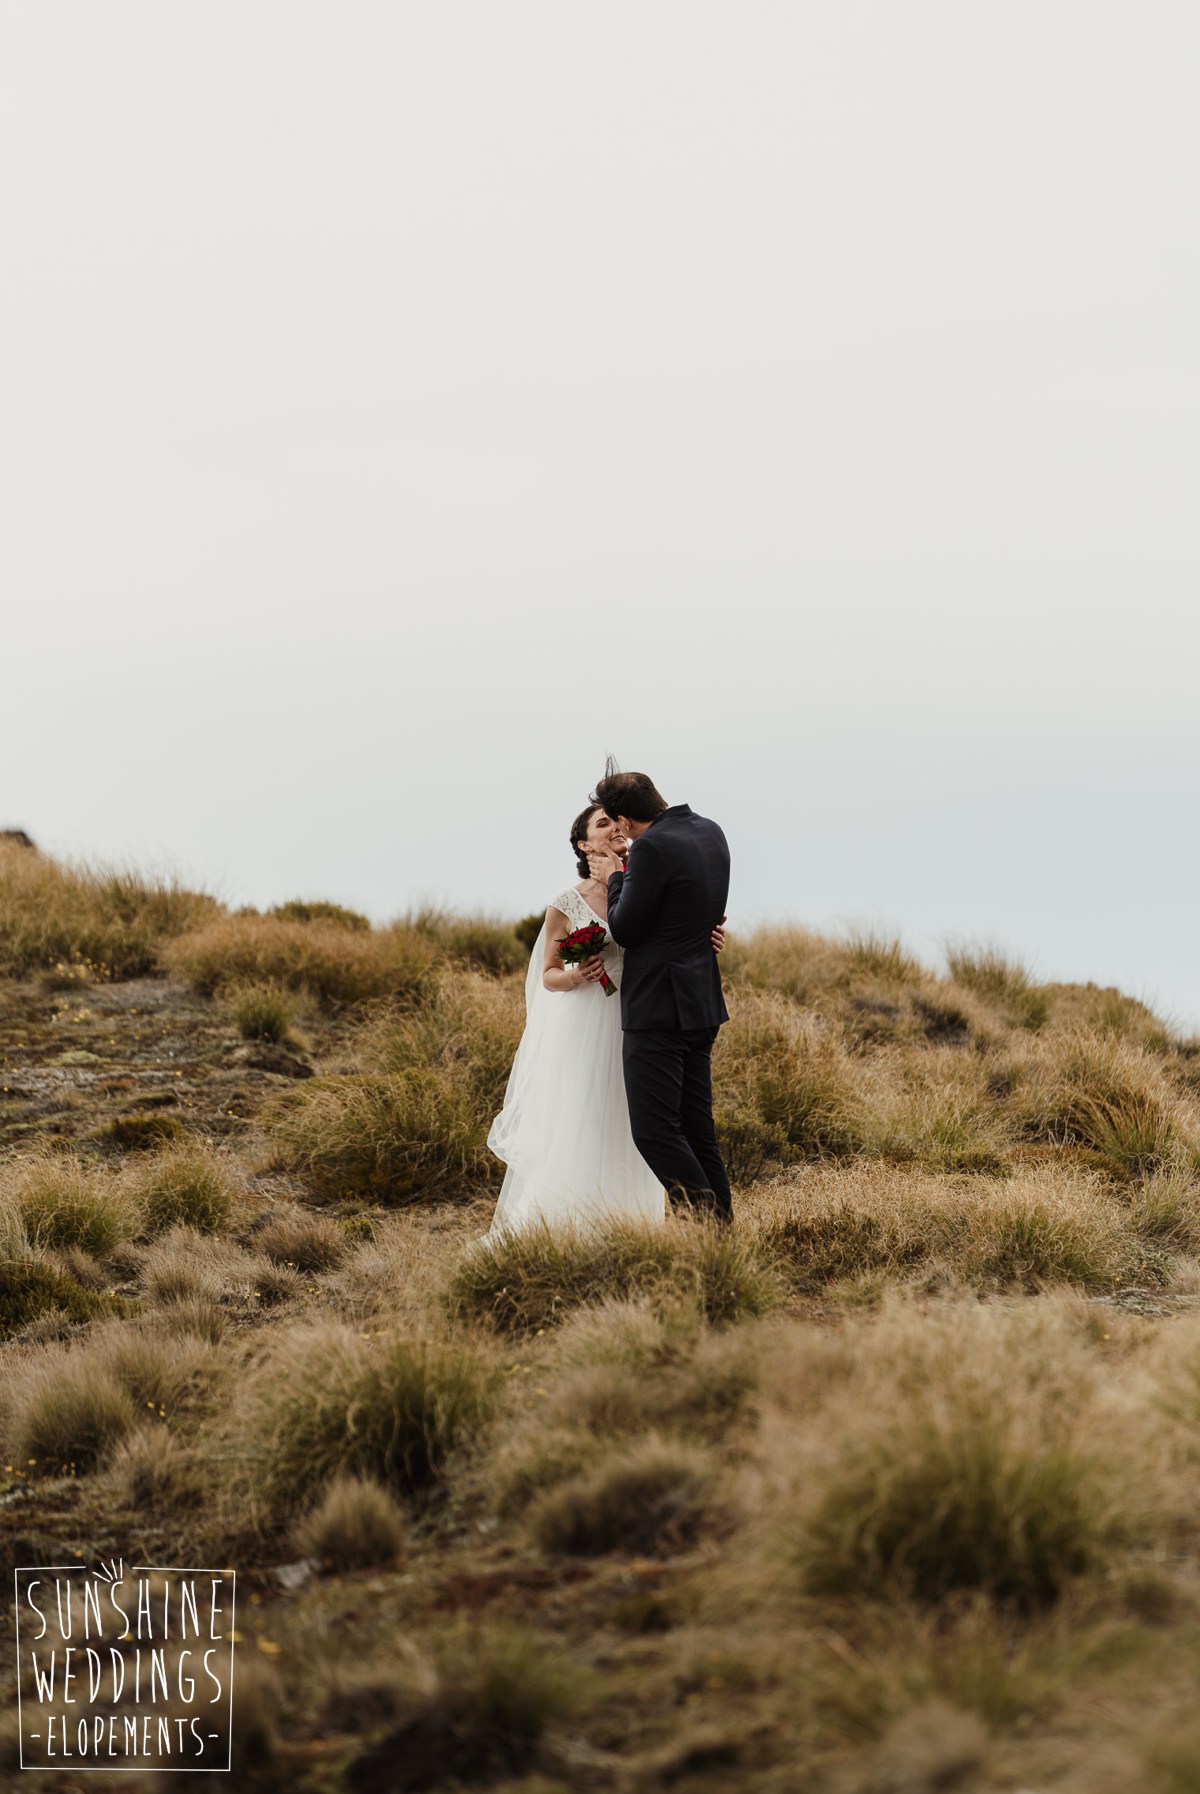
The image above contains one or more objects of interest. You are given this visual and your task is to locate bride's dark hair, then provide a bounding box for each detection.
[570,803,601,879]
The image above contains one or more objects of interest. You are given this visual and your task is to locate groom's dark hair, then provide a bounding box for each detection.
[592,759,667,825]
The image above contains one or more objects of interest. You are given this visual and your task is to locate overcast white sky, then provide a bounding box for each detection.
[3,3,1197,1027]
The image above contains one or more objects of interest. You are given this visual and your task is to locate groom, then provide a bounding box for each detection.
[586,766,734,1225]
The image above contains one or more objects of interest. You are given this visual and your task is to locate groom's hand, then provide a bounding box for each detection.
[586,844,625,881]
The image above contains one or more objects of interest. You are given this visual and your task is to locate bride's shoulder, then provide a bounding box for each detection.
[547,885,586,918]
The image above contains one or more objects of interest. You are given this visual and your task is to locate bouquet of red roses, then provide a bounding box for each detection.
[557,923,617,995]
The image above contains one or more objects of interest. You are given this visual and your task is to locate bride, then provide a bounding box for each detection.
[482,801,726,1239]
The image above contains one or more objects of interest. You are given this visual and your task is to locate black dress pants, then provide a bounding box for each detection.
[622,1025,733,1223]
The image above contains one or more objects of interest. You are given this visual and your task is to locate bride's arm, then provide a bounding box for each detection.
[542,906,595,992]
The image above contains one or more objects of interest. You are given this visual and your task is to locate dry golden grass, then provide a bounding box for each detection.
[407,905,530,977]
[448,1213,783,1335]
[260,1065,497,1205]
[741,1160,1158,1296]
[489,1295,761,1519]
[1,1316,223,1477]
[251,1205,349,1272]
[162,910,443,1003]
[256,968,530,1205]
[738,1293,1181,1613]
[269,898,372,931]
[1005,1027,1200,1179]
[945,942,1051,1029]
[529,1434,724,1558]
[713,989,868,1159]
[292,1472,410,1571]
[328,1620,585,1792]
[224,975,304,1042]
[0,837,219,980]
[104,1423,208,1509]
[0,1254,119,1338]
[351,966,526,1113]
[4,1354,138,1471]
[0,1143,138,1255]
[121,1137,245,1235]
[231,1317,502,1521]
[7,895,1200,1792]
[138,1224,279,1309]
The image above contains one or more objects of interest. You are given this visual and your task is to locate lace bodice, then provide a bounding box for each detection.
[548,886,623,988]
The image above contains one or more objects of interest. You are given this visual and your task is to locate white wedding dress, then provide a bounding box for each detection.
[483,886,666,1239]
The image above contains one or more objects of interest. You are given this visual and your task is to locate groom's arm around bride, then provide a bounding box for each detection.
[589,768,734,1224]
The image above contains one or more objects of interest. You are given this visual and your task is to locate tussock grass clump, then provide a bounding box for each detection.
[342,1623,581,1794]
[714,991,867,1159]
[0,839,219,980]
[107,1426,206,1509]
[722,925,990,1053]
[252,1206,349,1272]
[248,1322,499,1514]
[0,1258,117,1338]
[355,969,525,1115]
[721,926,871,1006]
[747,1163,1150,1297]
[513,912,544,954]
[139,1225,269,1308]
[1053,1089,1178,1180]
[964,1181,1146,1292]
[268,899,371,932]
[125,1141,239,1236]
[292,1473,410,1571]
[225,977,301,1043]
[448,1216,781,1336]
[163,912,440,1005]
[409,907,528,977]
[1041,981,1172,1049]
[844,929,923,984]
[149,1296,227,1343]
[862,1053,1010,1175]
[5,1357,139,1472]
[530,1436,721,1557]
[48,1242,110,1289]
[550,1299,759,1434]
[1009,1031,1197,1180]
[261,966,525,1204]
[799,1408,1129,1611]
[84,1318,220,1415]
[492,1300,761,1517]
[98,1111,186,1153]
[768,1299,1162,1612]
[869,1091,1008,1175]
[1,1147,137,1255]
[1130,1173,1200,1253]
[2,1320,219,1478]
[945,944,1049,1030]
[253,1259,300,1306]
[714,1106,792,1184]
[755,1198,930,1294]
[262,1067,493,1205]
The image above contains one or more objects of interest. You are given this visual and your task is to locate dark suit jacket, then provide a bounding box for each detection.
[605,803,731,1032]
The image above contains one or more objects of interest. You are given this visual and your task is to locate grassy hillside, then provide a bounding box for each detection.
[3,836,1200,1792]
